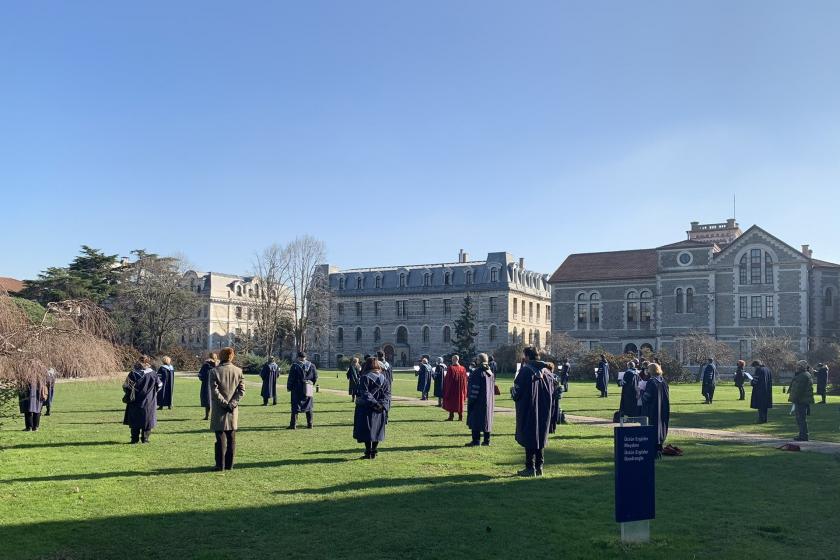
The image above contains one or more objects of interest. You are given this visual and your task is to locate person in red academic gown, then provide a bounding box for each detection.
[442,354,468,421]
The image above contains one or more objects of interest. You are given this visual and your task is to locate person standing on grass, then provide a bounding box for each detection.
[433,357,447,407]
[619,361,641,418]
[596,354,610,398]
[416,357,433,400]
[123,355,161,444]
[376,350,393,385]
[198,352,219,421]
[354,357,391,459]
[465,353,496,446]
[44,368,56,416]
[346,357,361,403]
[560,358,571,393]
[641,363,670,459]
[442,354,468,421]
[512,346,555,477]
[701,358,718,404]
[156,356,175,410]
[815,363,829,404]
[734,360,747,401]
[19,373,48,432]
[287,351,318,429]
[489,355,499,376]
[259,357,279,406]
[788,360,815,442]
[210,347,245,471]
[547,362,566,433]
[750,360,773,424]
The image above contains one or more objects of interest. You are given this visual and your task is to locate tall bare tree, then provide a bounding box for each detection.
[251,243,293,357]
[113,250,200,354]
[282,236,328,353]
[550,332,585,360]
[678,331,734,366]
[750,331,797,374]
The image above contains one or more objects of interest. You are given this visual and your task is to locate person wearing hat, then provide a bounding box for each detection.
[814,363,829,404]
[733,360,747,401]
[788,360,815,441]
[701,358,719,404]
[750,360,773,423]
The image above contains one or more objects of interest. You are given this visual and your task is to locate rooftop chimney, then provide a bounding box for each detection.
[802,245,813,258]
[519,257,525,269]
[458,249,469,263]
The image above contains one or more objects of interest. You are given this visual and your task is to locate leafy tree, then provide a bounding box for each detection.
[452,294,477,363]
[20,246,119,305]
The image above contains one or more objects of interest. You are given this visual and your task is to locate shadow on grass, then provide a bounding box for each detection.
[3,440,124,450]
[273,473,495,495]
[303,444,466,456]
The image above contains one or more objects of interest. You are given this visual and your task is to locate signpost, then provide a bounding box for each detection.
[614,418,656,543]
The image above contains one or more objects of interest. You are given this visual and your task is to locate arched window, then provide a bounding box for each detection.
[355,327,363,343]
[423,273,431,286]
[750,249,762,284]
[489,325,498,343]
[356,277,363,289]
[375,275,382,288]
[640,291,652,325]
[686,287,695,313]
[339,277,345,290]
[512,327,518,344]
[399,273,406,287]
[465,270,473,285]
[640,343,654,354]
[422,326,430,344]
[396,326,408,344]
[236,285,242,296]
[590,293,601,327]
[827,288,835,307]
[675,288,684,314]
[624,343,638,355]
[534,330,540,348]
[528,330,534,345]
[491,268,498,283]
[739,254,748,285]
[374,326,381,343]
[337,327,344,345]
[627,291,640,325]
[443,325,451,343]
[764,253,773,285]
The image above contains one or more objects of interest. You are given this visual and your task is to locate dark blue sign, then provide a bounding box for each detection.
[614,425,656,523]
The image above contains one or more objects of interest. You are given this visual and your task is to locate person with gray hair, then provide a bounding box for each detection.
[416,357,433,400]
[465,353,496,446]
[432,357,447,407]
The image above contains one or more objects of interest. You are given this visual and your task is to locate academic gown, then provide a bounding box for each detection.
[596,360,610,391]
[380,360,394,385]
[198,360,215,408]
[123,367,161,431]
[619,369,640,417]
[513,361,555,450]
[19,380,47,414]
[442,365,468,414]
[466,366,495,433]
[260,362,280,400]
[561,363,571,386]
[156,364,175,407]
[416,363,433,394]
[641,376,670,448]
[432,364,446,398]
[548,374,564,434]
[750,366,774,410]
[733,367,745,388]
[701,364,717,397]
[346,365,360,395]
[45,369,56,406]
[353,372,391,442]
[287,360,318,413]
[815,366,829,395]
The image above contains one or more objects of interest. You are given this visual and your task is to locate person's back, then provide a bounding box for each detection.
[788,362,814,441]
[210,349,245,470]
[512,349,555,476]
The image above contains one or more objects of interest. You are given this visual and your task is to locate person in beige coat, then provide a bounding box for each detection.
[210,347,245,471]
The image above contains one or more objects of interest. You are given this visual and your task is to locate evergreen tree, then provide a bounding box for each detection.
[20,246,119,306]
[452,294,477,363]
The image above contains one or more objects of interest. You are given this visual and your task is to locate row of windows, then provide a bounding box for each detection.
[675,288,695,314]
[739,249,774,286]
[338,269,501,291]
[335,325,503,346]
[337,297,510,319]
[512,297,550,323]
[739,295,775,320]
[511,328,547,348]
[577,291,653,329]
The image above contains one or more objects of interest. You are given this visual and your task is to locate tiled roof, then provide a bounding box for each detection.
[549,249,657,283]
[0,277,24,294]
[812,258,840,269]
[657,239,717,250]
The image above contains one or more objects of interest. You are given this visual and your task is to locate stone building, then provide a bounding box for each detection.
[311,251,552,368]
[549,220,840,362]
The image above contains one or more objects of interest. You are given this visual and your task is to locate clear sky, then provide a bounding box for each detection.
[2,1,839,280]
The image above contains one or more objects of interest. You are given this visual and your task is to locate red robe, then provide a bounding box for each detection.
[442,365,468,414]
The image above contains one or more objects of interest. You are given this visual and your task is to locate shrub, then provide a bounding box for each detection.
[10,297,48,325]
[240,353,270,375]
[493,343,525,374]
[160,346,203,372]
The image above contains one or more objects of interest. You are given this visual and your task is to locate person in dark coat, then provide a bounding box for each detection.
[466,353,496,446]
[44,368,56,416]
[815,363,829,404]
[750,360,773,423]
[376,350,393,385]
[734,360,746,401]
[619,362,641,418]
[123,356,161,444]
[560,358,571,393]
[701,358,718,404]
[19,374,48,431]
[287,351,318,429]
[547,362,566,434]
[596,354,610,398]
[260,357,280,406]
[489,356,499,376]
[512,347,555,477]
[156,356,175,410]
[346,357,361,403]
[416,357,433,400]
[788,360,815,441]
[433,357,447,407]
[198,353,218,420]
[641,363,670,458]
[354,357,392,459]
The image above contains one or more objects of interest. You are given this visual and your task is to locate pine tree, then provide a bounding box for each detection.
[452,294,477,363]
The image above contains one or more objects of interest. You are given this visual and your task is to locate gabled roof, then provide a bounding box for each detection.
[812,258,840,269]
[714,225,809,261]
[549,249,657,283]
[657,239,718,251]
[0,277,23,294]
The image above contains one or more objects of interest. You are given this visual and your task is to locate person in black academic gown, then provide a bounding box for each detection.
[466,353,496,446]
[734,360,746,401]
[44,368,56,416]
[416,357,433,400]
[512,347,555,477]
[198,353,218,420]
[19,375,48,432]
[287,351,318,429]
[123,356,162,444]
[346,357,361,403]
[641,363,670,458]
[560,358,571,393]
[815,363,829,404]
[700,358,718,404]
[376,350,393,385]
[596,355,610,398]
[432,357,446,407]
[547,362,566,434]
[260,357,280,406]
[750,360,773,423]
[156,356,175,410]
[353,357,392,459]
[619,362,641,418]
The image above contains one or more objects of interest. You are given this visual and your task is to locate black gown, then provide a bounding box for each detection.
[346,365,360,395]
[642,376,670,449]
[287,360,318,413]
[353,372,391,442]
[750,366,774,410]
[466,367,495,433]
[260,362,279,401]
[416,363,433,394]
[123,367,160,431]
[156,365,174,407]
[432,364,446,398]
[198,360,215,408]
[619,369,640,417]
[513,361,555,450]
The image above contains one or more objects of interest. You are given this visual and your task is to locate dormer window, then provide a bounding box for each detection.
[399,273,406,287]
[465,270,473,285]
[491,268,498,282]
[339,277,345,290]
[356,277,363,290]
[375,276,382,288]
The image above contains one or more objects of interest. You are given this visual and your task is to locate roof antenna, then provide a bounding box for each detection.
[733,193,736,221]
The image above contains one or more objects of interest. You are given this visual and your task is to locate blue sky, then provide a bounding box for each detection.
[2,1,839,280]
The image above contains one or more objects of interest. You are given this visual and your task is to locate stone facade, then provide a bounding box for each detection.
[311,251,552,368]
[549,221,840,362]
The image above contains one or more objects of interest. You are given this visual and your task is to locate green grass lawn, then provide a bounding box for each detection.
[1,377,839,560]
[316,370,840,443]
